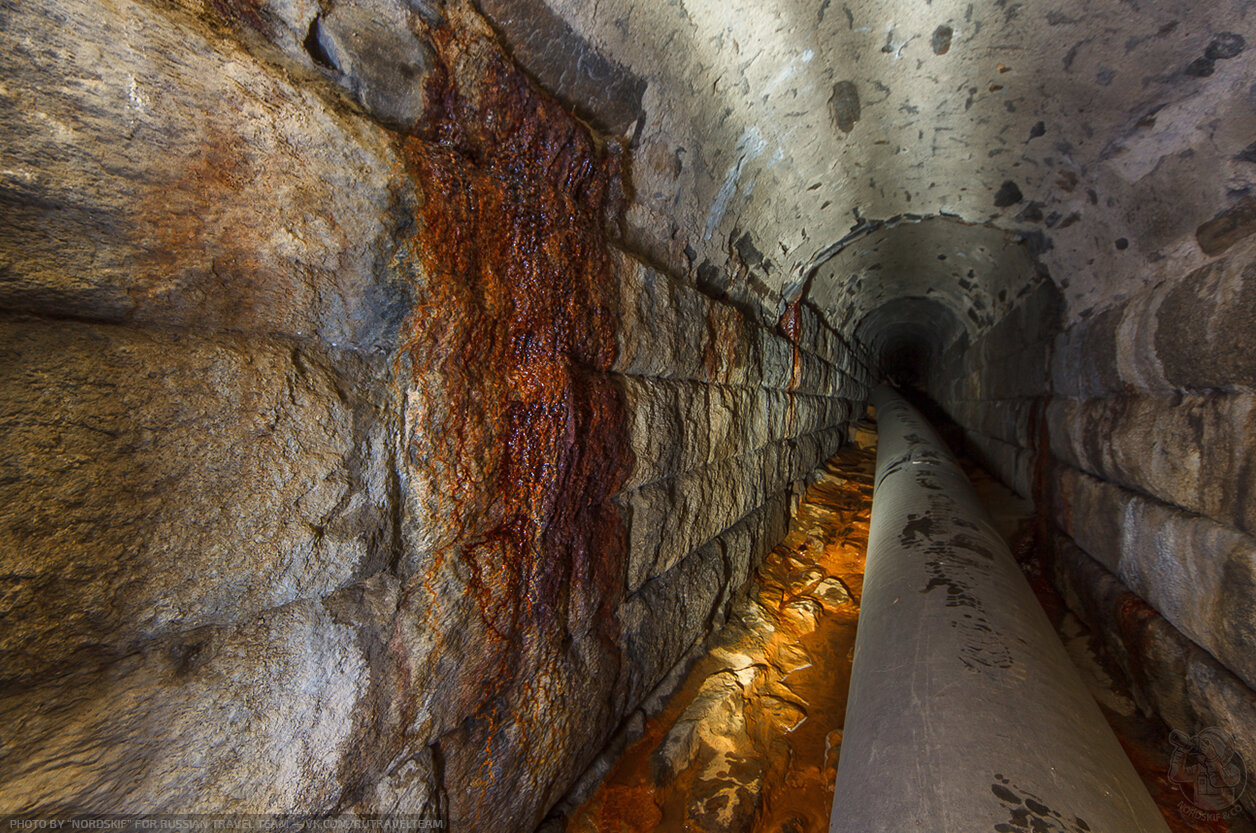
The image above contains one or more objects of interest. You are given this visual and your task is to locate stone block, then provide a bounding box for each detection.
[619,378,711,490]
[1052,536,1256,818]
[0,595,374,813]
[0,0,410,352]
[314,0,436,132]
[1050,466,1128,574]
[964,432,1033,499]
[474,0,646,134]
[611,252,708,381]
[0,318,393,683]
[618,537,726,710]
[1047,393,1256,535]
[1052,468,1256,693]
[1052,239,1256,396]
[620,428,841,592]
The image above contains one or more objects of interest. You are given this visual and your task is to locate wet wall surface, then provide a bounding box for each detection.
[4,0,1255,825]
[0,0,872,824]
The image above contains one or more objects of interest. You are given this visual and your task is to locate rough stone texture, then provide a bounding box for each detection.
[0,0,411,345]
[474,0,646,134]
[1047,393,1256,536]
[314,0,436,131]
[534,0,1256,331]
[0,594,378,814]
[0,0,870,824]
[0,0,425,813]
[1052,537,1256,818]
[568,447,871,833]
[492,0,1256,824]
[1051,466,1256,695]
[6,0,1256,822]
[922,226,1256,782]
[0,318,395,685]
[1051,236,1256,398]
[1198,196,1256,256]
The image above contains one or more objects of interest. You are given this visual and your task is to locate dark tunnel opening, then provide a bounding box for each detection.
[854,296,965,389]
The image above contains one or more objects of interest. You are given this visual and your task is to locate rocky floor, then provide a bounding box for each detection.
[564,442,876,833]
[563,427,1256,833]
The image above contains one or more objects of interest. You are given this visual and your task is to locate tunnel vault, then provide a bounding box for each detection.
[2,0,1256,828]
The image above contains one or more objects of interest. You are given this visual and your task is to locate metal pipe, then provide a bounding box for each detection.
[830,387,1169,833]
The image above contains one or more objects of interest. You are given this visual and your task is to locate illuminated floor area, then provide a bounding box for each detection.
[564,432,1256,833]
[566,443,876,833]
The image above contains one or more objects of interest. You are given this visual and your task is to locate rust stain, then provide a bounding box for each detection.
[700,308,741,384]
[208,0,273,36]
[1018,392,1066,609]
[390,2,632,822]
[1008,518,1060,625]
[777,297,804,392]
[130,126,274,329]
[1113,590,1159,690]
[1028,394,1053,519]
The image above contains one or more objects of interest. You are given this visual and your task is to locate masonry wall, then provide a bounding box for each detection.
[928,239,1256,815]
[0,0,871,827]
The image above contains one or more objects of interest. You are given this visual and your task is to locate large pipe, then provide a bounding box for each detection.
[830,387,1170,832]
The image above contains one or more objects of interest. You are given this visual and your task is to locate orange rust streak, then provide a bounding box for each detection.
[777,298,804,393]
[394,4,633,822]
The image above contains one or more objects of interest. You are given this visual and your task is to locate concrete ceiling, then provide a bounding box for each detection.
[480,0,1256,343]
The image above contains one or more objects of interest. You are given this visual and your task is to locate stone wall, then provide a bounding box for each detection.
[927,236,1256,814]
[0,0,870,826]
[926,277,1061,500]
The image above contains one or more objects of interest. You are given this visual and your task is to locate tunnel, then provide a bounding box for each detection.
[2,0,1256,829]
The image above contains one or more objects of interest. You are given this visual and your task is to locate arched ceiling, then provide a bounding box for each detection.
[480,0,1256,334]
[805,217,1044,338]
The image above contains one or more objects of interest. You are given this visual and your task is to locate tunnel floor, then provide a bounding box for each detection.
[565,443,875,833]
[562,425,1256,833]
